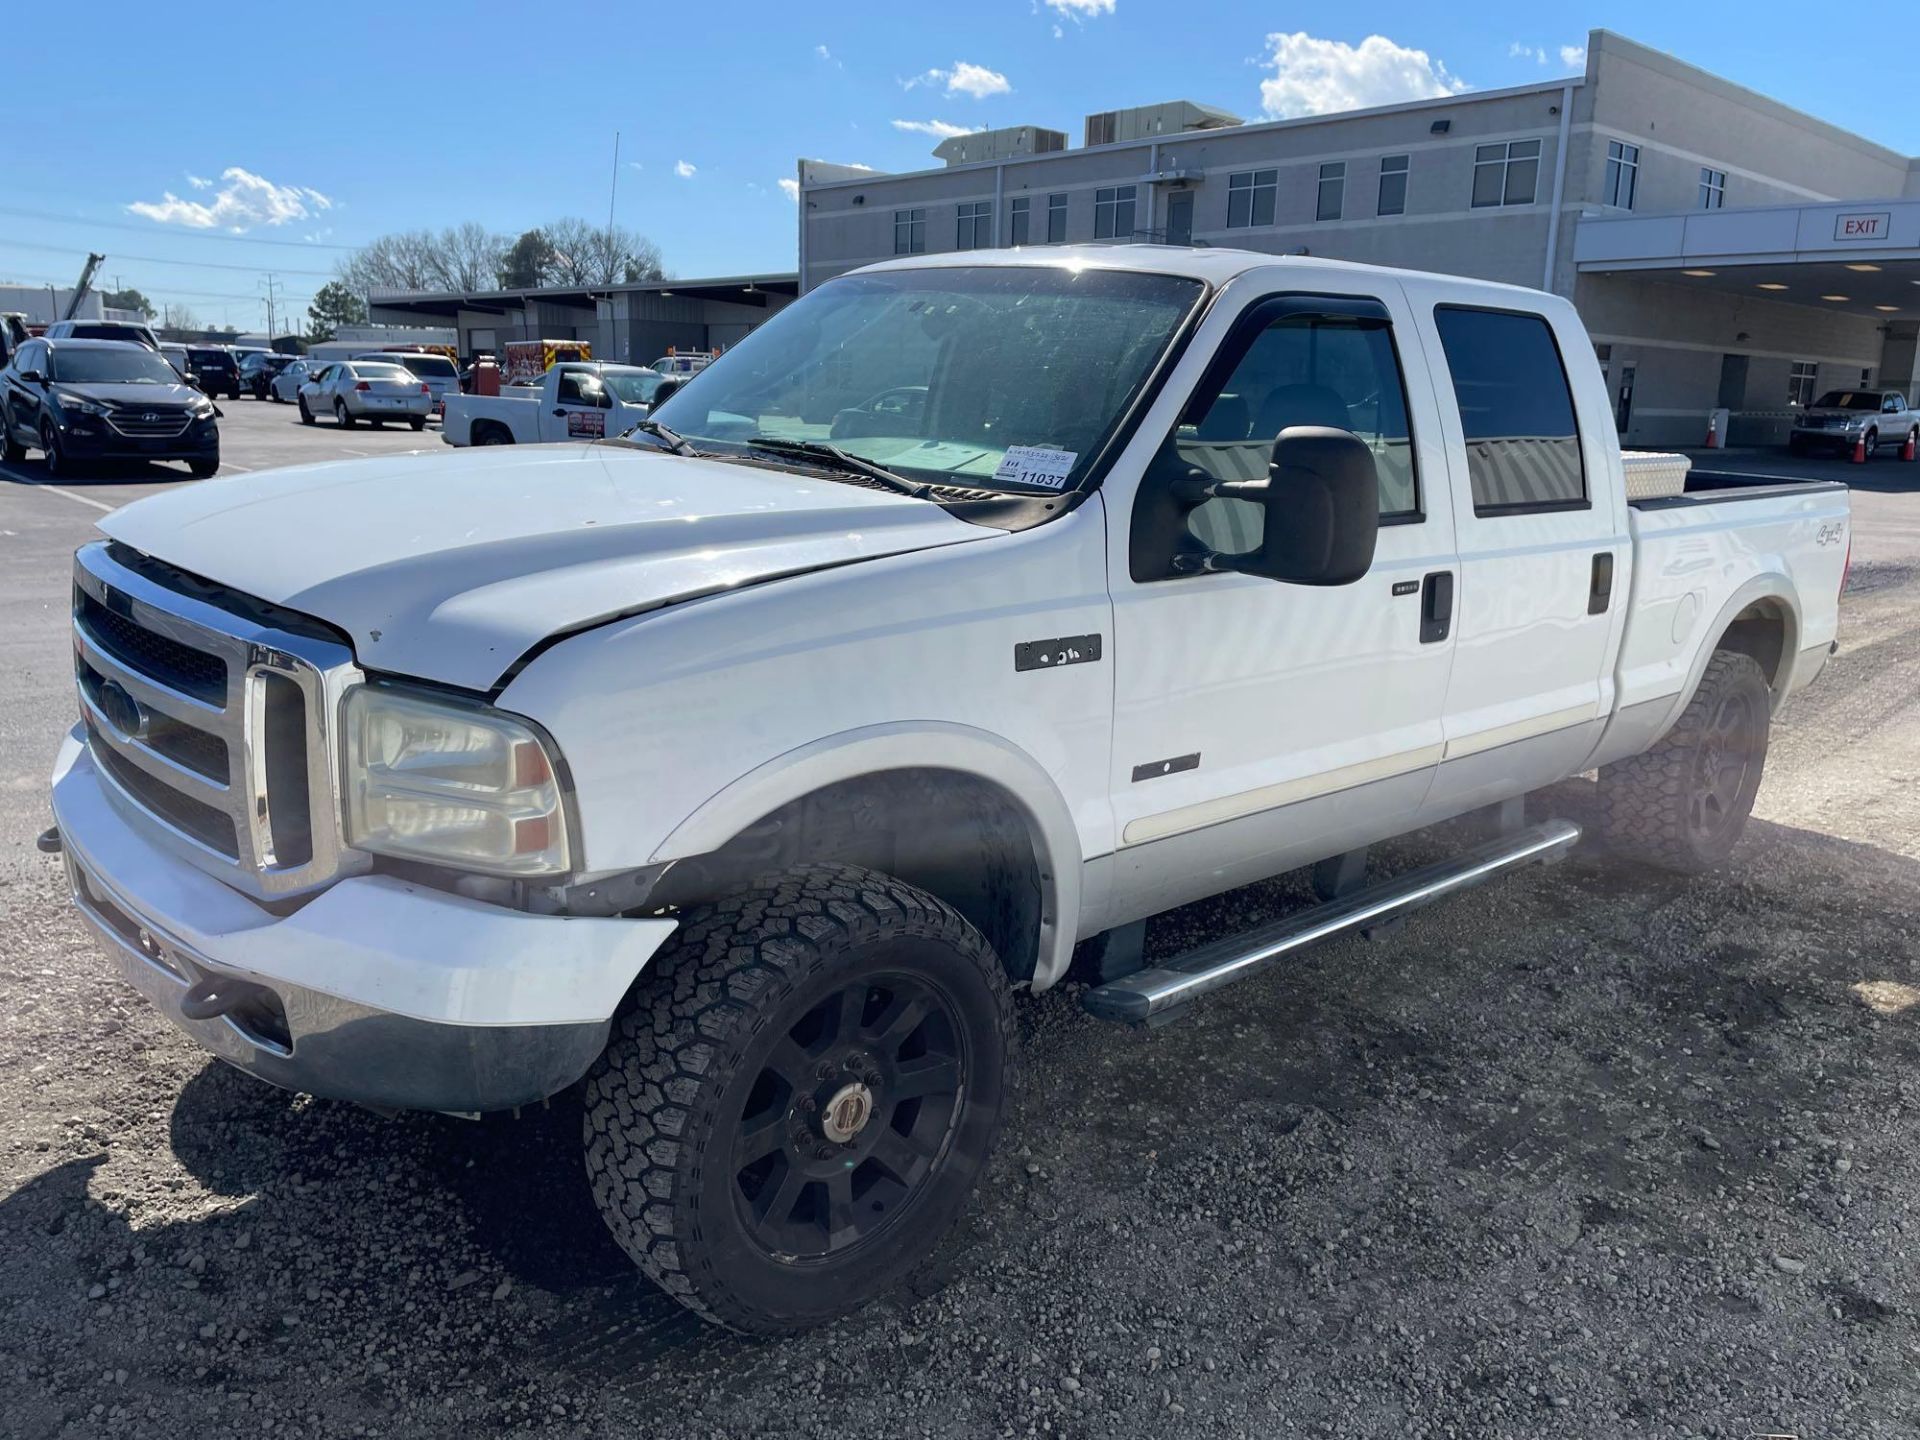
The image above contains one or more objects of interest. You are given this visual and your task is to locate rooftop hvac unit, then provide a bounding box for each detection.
[1084,100,1243,148]
[933,126,1068,166]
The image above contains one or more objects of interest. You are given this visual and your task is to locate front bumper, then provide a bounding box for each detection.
[60,420,218,463]
[51,729,677,1112]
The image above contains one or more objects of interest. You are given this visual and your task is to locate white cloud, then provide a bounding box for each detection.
[126,167,332,232]
[186,173,212,189]
[778,177,800,202]
[1258,32,1469,119]
[904,60,1011,99]
[1560,44,1587,68]
[815,43,831,60]
[1509,42,1547,64]
[892,118,976,139]
[1046,0,1115,16]
[674,160,697,178]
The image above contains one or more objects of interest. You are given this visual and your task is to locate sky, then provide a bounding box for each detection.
[4,2,1912,331]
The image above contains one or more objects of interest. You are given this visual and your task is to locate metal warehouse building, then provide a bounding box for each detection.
[367,273,798,368]
[795,29,1920,449]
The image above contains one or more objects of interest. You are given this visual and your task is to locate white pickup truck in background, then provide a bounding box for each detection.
[48,248,1848,1338]
[439,362,667,446]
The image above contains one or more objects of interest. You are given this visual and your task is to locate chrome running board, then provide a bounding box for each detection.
[1082,819,1582,1025]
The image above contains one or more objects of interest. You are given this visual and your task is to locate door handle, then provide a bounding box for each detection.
[1420,570,1453,644]
[1588,552,1615,615]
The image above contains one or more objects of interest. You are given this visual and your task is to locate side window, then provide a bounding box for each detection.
[557,371,605,405]
[1433,306,1586,514]
[1174,299,1419,556]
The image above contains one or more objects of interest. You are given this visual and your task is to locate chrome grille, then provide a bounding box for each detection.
[106,410,193,439]
[71,542,368,899]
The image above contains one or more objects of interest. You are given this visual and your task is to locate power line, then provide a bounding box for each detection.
[0,204,357,250]
[0,237,336,277]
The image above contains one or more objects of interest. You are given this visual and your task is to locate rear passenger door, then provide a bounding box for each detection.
[1402,291,1627,814]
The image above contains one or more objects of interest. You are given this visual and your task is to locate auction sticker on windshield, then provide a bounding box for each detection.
[992,446,1078,489]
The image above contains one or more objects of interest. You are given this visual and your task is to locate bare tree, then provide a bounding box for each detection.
[338,225,509,295]
[541,217,665,287]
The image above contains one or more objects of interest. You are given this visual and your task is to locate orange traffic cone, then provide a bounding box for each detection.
[1851,433,1868,464]
[1904,430,1917,462]
[1704,412,1719,449]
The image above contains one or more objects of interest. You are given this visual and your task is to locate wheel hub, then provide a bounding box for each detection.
[819,1081,875,1144]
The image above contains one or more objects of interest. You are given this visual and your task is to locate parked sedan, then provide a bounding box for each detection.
[1,337,218,477]
[240,351,297,399]
[269,358,312,403]
[356,349,459,414]
[297,360,432,429]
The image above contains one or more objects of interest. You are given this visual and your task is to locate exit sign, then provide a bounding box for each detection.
[1834,211,1891,241]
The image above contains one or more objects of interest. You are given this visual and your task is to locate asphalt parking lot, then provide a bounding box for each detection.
[3,433,1919,1437]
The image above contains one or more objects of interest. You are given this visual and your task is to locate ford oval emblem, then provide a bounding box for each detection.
[96,679,146,739]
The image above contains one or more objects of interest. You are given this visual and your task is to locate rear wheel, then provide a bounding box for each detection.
[473,424,512,446]
[409,417,426,431]
[1597,649,1771,873]
[335,400,357,429]
[583,864,1013,1335]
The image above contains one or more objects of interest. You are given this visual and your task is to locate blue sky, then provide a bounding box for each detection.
[6,2,1911,329]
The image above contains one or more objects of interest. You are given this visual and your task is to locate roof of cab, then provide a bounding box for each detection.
[849,243,1561,307]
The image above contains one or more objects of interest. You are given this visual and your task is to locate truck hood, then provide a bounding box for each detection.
[98,443,993,691]
[1799,408,1875,421]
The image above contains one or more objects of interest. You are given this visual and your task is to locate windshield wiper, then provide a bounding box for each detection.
[742,437,929,497]
[627,418,695,455]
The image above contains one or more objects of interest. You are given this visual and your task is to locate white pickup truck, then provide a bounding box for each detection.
[439,362,666,446]
[47,248,1848,1336]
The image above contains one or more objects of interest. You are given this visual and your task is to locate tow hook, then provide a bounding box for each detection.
[36,826,62,854]
[179,974,272,1022]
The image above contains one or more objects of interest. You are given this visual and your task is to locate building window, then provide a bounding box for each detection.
[1316,162,1346,222]
[1603,141,1640,209]
[1433,305,1587,514]
[1699,166,1726,209]
[893,208,925,256]
[1789,360,1818,408]
[1472,139,1542,207]
[956,200,992,250]
[1093,185,1137,240]
[1046,192,1067,243]
[1225,169,1277,228]
[1009,196,1031,246]
[1377,155,1409,217]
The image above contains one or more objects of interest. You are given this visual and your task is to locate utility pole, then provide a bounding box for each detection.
[261,273,281,342]
[606,131,621,281]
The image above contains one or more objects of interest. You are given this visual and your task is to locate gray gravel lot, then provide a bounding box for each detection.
[3,427,1918,1438]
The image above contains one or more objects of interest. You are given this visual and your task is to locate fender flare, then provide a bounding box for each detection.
[650,721,1088,990]
[1649,573,1803,743]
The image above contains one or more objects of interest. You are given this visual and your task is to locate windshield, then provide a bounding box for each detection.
[604,370,667,404]
[1814,391,1881,410]
[369,352,457,378]
[51,348,181,385]
[645,266,1203,491]
[351,364,412,381]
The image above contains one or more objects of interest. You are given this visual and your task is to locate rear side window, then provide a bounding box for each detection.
[1433,306,1585,514]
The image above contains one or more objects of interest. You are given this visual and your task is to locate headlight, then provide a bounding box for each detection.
[189,399,216,419]
[53,391,109,417]
[342,686,571,876]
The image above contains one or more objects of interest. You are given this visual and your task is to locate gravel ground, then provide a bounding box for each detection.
[3,459,1918,1438]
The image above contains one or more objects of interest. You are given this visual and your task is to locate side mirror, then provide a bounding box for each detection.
[1174,427,1380,585]
[20,368,45,385]
[651,378,683,408]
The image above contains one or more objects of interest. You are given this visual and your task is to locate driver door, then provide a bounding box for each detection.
[1104,281,1460,920]
[546,370,611,441]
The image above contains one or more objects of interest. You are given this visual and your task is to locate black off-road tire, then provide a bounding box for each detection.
[583,864,1014,1335]
[1597,649,1771,873]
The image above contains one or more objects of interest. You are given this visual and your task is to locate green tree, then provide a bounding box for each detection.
[499,228,553,289]
[307,281,367,343]
[103,287,156,318]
